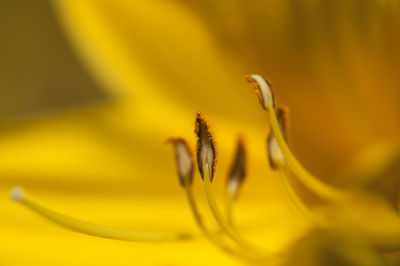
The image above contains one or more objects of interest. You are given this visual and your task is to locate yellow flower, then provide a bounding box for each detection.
[1,0,400,265]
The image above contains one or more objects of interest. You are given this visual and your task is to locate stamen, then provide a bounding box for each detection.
[10,187,189,242]
[169,139,258,262]
[266,108,316,222]
[226,137,247,200]
[195,111,217,181]
[167,138,194,186]
[246,74,275,110]
[193,113,268,256]
[226,137,247,225]
[268,102,348,201]
[246,74,348,201]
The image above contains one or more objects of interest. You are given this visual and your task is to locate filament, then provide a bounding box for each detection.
[10,187,189,242]
[183,181,258,262]
[225,190,235,226]
[203,166,267,257]
[267,102,348,201]
[276,164,316,223]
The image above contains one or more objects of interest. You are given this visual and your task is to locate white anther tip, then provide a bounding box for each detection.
[246,74,274,110]
[10,186,25,202]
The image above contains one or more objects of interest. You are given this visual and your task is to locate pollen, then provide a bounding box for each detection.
[195,111,217,181]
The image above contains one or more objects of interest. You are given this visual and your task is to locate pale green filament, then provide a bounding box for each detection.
[276,164,316,223]
[225,190,235,226]
[183,181,258,262]
[11,187,188,242]
[203,167,267,257]
[267,102,348,201]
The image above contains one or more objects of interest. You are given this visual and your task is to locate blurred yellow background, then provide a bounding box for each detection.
[0,0,399,265]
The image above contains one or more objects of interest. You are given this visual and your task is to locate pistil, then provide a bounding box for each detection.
[10,187,189,242]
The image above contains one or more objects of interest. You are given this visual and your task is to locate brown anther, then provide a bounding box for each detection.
[246,74,275,110]
[227,137,247,199]
[167,138,194,186]
[276,106,290,141]
[195,111,217,181]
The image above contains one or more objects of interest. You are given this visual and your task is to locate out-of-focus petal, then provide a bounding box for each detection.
[54,0,400,180]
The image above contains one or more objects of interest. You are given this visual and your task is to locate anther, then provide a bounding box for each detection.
[246,74,275,110]
[276,106,290,141]
[227,137,247,199]
[195,111,217,181]
[193,114,267,256]
[169,137,258,261]
[167,138,194,186]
